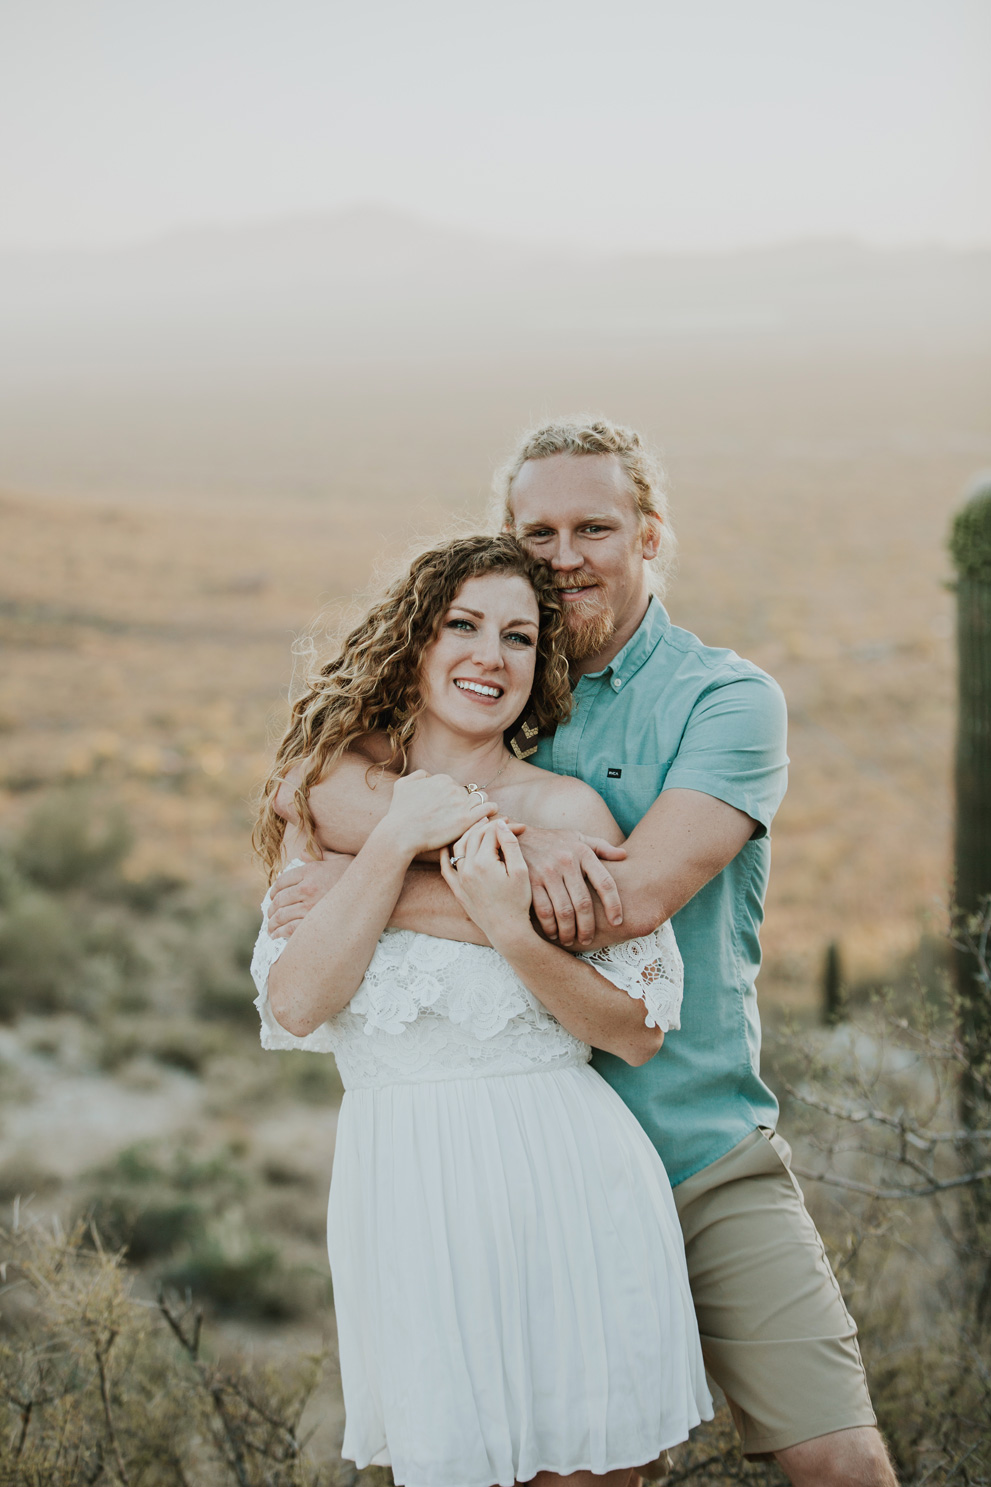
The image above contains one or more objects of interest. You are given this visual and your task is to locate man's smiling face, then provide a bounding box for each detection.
[508,451,661,672]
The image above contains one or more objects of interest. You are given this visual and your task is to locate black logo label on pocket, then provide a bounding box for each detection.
[607,767,622,779]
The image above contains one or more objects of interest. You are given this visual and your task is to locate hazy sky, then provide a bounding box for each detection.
[1,0,988,253]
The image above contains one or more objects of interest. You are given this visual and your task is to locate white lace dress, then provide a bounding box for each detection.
[251,879,712,1487]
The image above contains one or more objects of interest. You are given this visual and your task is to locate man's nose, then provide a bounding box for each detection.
[550,534,583,570]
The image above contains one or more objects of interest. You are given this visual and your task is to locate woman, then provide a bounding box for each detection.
[251,535,711,1487]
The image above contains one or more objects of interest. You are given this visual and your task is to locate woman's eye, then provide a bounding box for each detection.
[505,632,534,647]
[445,618,474,632]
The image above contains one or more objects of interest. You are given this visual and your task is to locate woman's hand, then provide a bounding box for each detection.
[384,770,498,858]
[439,817,534,949]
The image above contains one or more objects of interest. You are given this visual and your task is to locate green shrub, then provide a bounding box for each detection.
[114,871,187,913]
[78,1143,249,1264]
[0,851,23,909]
[192,902,261,1026]
[196,970,261,1027]
[97,1017,231,1075]
[14,787,133,892]
[0,1157,61,1205]
[276,1051,345,1106]
[0,892,79,1019]
[86,1191,206,1263]
[0,1222,337,1485]
[162,1227,292,1319]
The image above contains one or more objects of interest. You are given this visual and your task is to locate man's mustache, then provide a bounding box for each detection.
[554,572,598,594]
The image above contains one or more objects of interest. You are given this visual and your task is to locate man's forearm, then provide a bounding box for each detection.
[389,866,489,944]
[276,754,394,856]
[582,790,757,949]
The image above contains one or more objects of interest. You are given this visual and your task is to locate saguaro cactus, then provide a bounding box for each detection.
[950,474,991,1121]
[821,940,844,1027]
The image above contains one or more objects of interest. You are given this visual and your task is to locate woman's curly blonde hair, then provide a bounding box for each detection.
[253,535,572,881]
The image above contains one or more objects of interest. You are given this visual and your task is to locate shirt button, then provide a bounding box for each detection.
[612,678,622,690]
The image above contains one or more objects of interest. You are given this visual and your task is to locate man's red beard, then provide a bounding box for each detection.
[556,574,616,661]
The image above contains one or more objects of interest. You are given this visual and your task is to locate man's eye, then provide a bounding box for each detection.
[582,524,609,535]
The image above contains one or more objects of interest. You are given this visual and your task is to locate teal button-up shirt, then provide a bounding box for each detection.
[533,598,789,1185]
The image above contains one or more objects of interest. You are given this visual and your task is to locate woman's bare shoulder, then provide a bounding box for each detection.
[508,763,623,841]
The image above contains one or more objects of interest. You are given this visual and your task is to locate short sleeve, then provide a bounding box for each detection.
[661,672,788,837]
[250,866,338,1054]
[579,922,684,1032]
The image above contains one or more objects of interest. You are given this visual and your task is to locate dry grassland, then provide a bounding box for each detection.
[2,337,987,1005]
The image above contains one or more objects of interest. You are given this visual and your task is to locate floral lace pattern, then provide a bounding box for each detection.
[251,865,683,1089]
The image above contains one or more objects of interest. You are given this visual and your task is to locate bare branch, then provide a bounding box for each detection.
[94,1329,130,1487]
[158,1292,250,1487]
[793,1163,991,1199]
[783,1081,991,1147]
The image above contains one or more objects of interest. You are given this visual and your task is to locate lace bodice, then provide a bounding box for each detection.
[251,871,683,1090]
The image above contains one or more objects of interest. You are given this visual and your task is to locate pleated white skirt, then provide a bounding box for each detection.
[328,1062,711,1487]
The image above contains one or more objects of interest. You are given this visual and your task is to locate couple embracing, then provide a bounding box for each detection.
[250,418,895,1487]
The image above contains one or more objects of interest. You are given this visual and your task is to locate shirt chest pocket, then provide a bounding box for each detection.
[602,761,674,831]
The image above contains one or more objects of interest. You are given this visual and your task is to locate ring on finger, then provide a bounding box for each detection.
[449,852,465,869]
[465,787,486,806]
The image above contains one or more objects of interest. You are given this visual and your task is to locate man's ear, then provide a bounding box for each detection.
[641,514,663,561]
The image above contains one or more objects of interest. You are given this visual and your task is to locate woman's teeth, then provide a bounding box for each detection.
[454,680,502,698]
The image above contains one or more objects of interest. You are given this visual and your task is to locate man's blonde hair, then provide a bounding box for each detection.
[496,415,677,597]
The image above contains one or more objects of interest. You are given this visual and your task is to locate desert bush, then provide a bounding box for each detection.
[0,1220,338,1485]
[0,1157,61,1206]
[76,1142,324,1323]
[80,1144,245,1262]
[0,788,268,1033]
[0,890,80,1018]
[192,900,264,1027]
[277,1051,345,1106]
[13,786,133,892]
[0,854,22,910]
[114,871,187,914]
[96,1015,230,1074]
[768,937,991,1483]
[161,1222,300,1320]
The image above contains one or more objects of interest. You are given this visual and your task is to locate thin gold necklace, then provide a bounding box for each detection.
[464,753,511,794]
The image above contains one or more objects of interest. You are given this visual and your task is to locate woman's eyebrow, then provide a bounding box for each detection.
[448,605,537,628]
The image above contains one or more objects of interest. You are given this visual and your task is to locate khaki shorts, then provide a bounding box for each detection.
[672,1127,877,1457]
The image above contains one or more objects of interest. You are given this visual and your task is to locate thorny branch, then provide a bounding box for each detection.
[94,1326,130,1487]
[792,1163,991,1200]
[158,1292,252,1487]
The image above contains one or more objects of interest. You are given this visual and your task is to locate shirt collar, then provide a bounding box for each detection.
[581,596,671,689]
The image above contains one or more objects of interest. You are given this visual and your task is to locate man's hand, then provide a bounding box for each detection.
[267,854,353,939]
[513,826,627,947]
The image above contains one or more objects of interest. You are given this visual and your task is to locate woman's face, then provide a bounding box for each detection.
[418,572,540,740]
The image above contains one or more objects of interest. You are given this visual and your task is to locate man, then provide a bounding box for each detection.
[269,417,896,1487]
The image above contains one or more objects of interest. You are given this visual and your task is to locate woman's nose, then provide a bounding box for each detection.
[472,630,504,668]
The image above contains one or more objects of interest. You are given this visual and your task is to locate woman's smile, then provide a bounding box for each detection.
[419,572,540,735]
[453,678,505,701]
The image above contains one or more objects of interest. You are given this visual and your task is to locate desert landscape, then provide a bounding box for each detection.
[2,213,990,1480]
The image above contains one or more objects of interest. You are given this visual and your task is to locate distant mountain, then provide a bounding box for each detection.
[0,206,987,506]
[0,205,542,296]
[1,205,987,357]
